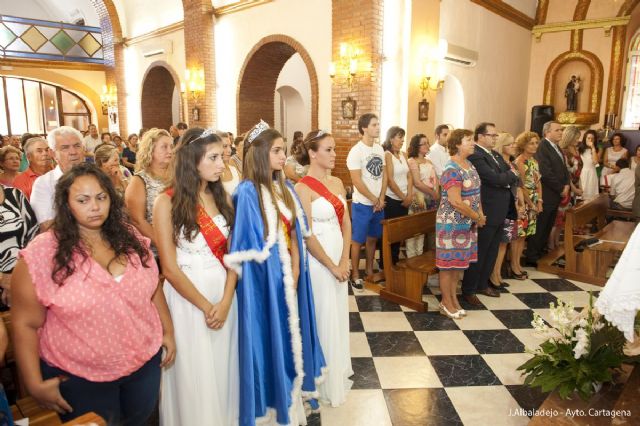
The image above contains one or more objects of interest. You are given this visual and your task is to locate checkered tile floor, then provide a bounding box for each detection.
[306,266,603,426]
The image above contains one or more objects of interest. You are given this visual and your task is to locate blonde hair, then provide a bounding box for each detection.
[515,131,540,155]
[94,144,118,169]
[494,132,514,154]
[559,125,580,150]
[135,128,171,173]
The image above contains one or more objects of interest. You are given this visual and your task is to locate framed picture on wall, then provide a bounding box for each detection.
[342,97,357,119]
[418,100,429,121]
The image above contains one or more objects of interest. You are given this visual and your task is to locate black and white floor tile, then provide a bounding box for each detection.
[307,267,603,425]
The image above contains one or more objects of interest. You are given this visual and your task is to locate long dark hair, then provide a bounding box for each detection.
[51,163,150,285]
[382,126,405,152]
[243,126,296,238]
[578,129,598,154]
[171,128,235,242]
[407,133,427,158]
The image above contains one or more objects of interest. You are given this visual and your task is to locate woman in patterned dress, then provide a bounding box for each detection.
[514,132,542,271]
[436,129,485,319]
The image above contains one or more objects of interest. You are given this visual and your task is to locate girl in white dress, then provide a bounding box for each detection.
[295,130,353,407]
[220,131,241,196]
[154,128,239,426]
[579,130,600,201]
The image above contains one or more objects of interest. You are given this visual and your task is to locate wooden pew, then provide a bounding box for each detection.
[379,210,436,312]
[561,193,637,285]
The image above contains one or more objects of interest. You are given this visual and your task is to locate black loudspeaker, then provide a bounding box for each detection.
[530,105,555,138]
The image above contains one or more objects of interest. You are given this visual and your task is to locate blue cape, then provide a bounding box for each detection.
[225,181,325,425]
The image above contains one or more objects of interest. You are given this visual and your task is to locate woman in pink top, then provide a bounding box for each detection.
[11,163,175,425]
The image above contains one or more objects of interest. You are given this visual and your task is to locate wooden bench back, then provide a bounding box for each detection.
[381,209,437,245]
[565,193,608,232]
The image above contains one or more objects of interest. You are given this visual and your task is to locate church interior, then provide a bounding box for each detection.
[2,0,640,425]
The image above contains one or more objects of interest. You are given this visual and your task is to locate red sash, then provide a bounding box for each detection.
[299,176,344,227]
[165,188,227,265]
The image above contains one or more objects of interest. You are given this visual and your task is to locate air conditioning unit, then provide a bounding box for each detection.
[444,43,478,68]
[142,40,174,58]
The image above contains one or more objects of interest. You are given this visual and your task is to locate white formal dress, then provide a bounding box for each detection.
[580,149,599,201]
[160,216,239,426]
[308,196,353,407]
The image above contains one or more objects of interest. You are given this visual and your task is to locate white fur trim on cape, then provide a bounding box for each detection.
[223,184,305,425]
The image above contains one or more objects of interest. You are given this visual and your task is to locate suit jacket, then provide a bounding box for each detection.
[535,138,570,206]
[633,165,640,218]
[467,145,519,226]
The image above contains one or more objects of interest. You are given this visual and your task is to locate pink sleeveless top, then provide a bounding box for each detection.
[19,230,163,382]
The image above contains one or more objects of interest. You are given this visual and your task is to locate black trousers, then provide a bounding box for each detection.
[525,201,559,262]
[384,196,408,265]
[461,223,502,295]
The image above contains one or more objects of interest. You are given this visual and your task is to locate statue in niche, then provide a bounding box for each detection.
[565,75,581,112]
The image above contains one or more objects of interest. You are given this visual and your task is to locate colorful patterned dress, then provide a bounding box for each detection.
[518,157,540,237]
[435,160,481,270]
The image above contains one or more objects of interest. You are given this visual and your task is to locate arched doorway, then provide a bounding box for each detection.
[140,65,180,130]
[237,35,318,136]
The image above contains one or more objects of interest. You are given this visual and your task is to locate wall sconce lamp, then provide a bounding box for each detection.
[419,39,448,98]
[184,68,205,102]
[329,42,362,91]
[100,85,117,115]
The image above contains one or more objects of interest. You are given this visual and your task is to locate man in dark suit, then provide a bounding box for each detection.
[525,121,569,266]
[462,122,520,305]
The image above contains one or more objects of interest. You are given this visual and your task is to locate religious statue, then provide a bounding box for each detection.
[565,75,580,112]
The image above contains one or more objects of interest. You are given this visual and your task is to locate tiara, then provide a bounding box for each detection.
[247,120,270,144]
[192,128,216,143]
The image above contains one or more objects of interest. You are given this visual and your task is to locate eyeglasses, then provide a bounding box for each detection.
[483,133,499,138]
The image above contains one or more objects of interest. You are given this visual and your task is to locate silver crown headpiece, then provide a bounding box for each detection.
[247,120,270,145]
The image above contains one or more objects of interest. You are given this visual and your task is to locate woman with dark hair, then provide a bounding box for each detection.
[601,132,629,184]
[122,133,138,172]
[295,130,352,407]
[578,129,599,201]
[95,144,129,197]
[154,128,238,425]
[383,126,412,264]
[406,133,439,257]
[284,131,308,183]
[436,129,484,319]
[225,121,325,425]
[11,163,175,424]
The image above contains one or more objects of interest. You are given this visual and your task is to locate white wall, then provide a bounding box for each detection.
[214,0,331,134]
[123,30,186,133]
[439,0,532,134]
[274,53,312,144]
[115,0,183,38]
[2,0,100,26]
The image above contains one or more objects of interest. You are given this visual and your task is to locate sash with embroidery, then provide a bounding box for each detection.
[165,188,227,265]
[299,176,344,227]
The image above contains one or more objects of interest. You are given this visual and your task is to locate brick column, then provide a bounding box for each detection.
[183,0,216,127]
[331,0,384,185]
[91,0,128,136]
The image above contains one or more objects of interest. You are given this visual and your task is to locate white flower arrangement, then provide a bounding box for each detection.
[519,292,628,400]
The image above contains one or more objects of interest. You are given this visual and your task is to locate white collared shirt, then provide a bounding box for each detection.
[427,142,450,179]
[475,143,499,165]
[609,168,635,209]
[31,166,63,224]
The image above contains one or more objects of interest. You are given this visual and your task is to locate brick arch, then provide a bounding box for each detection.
[88,0,127,135]
[141,65,177,130]
[237,34,319,134]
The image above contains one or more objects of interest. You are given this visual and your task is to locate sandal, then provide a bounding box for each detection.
[350,278,364,291]
[510,271,527,280]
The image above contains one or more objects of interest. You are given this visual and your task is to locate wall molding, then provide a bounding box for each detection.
[123,21,184,46]
[532,16,631,41]
[470,0,534,30]
[0,58,107,71]
[213,0,273,16]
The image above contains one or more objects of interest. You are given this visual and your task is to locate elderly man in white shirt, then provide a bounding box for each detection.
[31,126,85,229]
[426,124,451,179]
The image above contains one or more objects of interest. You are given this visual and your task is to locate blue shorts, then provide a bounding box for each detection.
[351,202,384,244]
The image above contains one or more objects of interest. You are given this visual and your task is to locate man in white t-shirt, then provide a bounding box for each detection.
[31,126,85,230]
[426,124,451,179]
[609,158,635,210]
[347,113,387,290]
[84,124,100,160]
